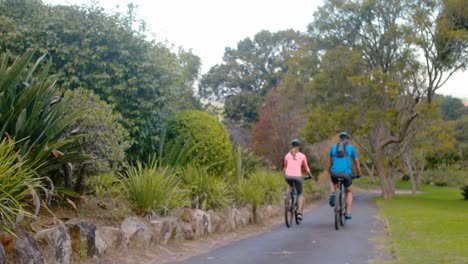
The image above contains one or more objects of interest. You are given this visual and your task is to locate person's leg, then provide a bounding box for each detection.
[345,186,353,221]
[298,194,304,215]
[329,180,337,206]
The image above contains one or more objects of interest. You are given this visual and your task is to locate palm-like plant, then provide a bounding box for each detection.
[0,138,41,234]
[121,156,189,217]
[179,164,233,211]
[0,50,89,182]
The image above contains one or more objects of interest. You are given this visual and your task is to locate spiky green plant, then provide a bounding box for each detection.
[179,164,233,211]
[0,50,89,179]
[235,169,284,223]
[229,144,263,184]
[0,138,41,234]
[121,157,189,216]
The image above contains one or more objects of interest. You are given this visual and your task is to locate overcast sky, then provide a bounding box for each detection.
[43,0,467,100]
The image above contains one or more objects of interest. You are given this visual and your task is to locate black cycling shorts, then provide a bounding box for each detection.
[284,175,303,195]
[331,172,352,188]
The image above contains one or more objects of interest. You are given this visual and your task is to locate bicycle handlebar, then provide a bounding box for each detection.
[351,174,361,179]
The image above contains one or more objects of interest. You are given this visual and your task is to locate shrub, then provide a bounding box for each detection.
[235,169,283,222]
[167,110,232,174]
[121,158,189,216]
[0,138,41,234]
[179,165,233,210]
[86,172,122,198]
[229,144,263,184]
[461,185,468,200]
[421,169,466,187]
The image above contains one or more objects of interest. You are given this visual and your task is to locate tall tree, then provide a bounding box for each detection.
[298,0,467,198]
[199,30,309,127]
[0,0,202,160]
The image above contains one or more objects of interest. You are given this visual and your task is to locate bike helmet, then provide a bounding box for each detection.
[291,138,301,147]
[339,131,350,139]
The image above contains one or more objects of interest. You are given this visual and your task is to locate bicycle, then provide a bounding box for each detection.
[334,174,360,230]
[284,175,312,228]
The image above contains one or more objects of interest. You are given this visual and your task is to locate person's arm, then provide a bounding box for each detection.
[353,157,362,175]
[351,146,362,175]
[302,155,311,176]
[283,157,288,174]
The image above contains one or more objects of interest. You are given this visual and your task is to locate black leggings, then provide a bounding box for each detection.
[331,172,352,188]
[284,175,303,195]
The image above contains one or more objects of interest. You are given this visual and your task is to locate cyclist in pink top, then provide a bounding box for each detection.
[284,138,312,222]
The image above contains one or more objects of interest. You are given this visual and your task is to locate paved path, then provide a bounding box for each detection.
[175,193,391,264]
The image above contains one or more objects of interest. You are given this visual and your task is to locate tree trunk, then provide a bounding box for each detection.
[374,146,394,199]
[74,164,87,195]
[361,162,375,182]
[63,163,73,189]
[404,155,417,194]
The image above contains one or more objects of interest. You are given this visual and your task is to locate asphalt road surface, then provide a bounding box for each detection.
[175,193,391,264]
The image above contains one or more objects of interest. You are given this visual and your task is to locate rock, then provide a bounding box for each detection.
[121,217,153,248]
[149,217,182,244]
[34,224,72,264]
[207,210,224,233]
[0,241,7,264]
[97,226,128,255]
[6,228,44,264]
[178,208,211,239]
[65,218,99,260]
[235,207,253,227]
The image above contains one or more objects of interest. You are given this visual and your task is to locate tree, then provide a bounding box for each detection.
[252,88,305,169]
[0,0,202,161]
[300,0,467,199]
[199,30,309,127]
[62,88,131,194]
[439,95,466,120]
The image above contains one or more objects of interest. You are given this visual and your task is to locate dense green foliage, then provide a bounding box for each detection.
[0,50,89,183]
[167,110,232,174]
[62,88,131,193]
[199,30,310,127]
[0,0,202,161]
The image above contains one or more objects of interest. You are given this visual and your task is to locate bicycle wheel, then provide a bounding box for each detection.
[334,183,341,230]
[339,183,345,226]
[284,190,293,228]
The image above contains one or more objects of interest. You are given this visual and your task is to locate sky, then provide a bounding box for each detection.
[43,0,467,100]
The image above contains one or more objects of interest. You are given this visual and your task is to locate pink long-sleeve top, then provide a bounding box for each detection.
[284,152,311,177]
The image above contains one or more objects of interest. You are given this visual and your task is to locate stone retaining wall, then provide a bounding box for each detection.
[0,204,282,263]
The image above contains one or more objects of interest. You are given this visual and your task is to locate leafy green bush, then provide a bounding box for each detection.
[179,165,233,210]
[167,110,232,174]
[121,158,189,216]
[86,172,122,198]
[63,88,131,175]
[0,138,41,234]
[421,169,467,187]
[461,185,468,200]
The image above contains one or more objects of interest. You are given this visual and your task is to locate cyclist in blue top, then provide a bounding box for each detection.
[328,131,362,222]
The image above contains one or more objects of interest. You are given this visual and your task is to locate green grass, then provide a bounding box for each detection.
[376,185,468,264]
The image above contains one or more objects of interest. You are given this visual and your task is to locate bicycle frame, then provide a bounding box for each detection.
[334,178,346,230]
[333,174,359,230]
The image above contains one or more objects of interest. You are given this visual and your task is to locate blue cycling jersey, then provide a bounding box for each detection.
[329,144,357,174]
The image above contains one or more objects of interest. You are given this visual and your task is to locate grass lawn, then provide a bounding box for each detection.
[373,182,468,264]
